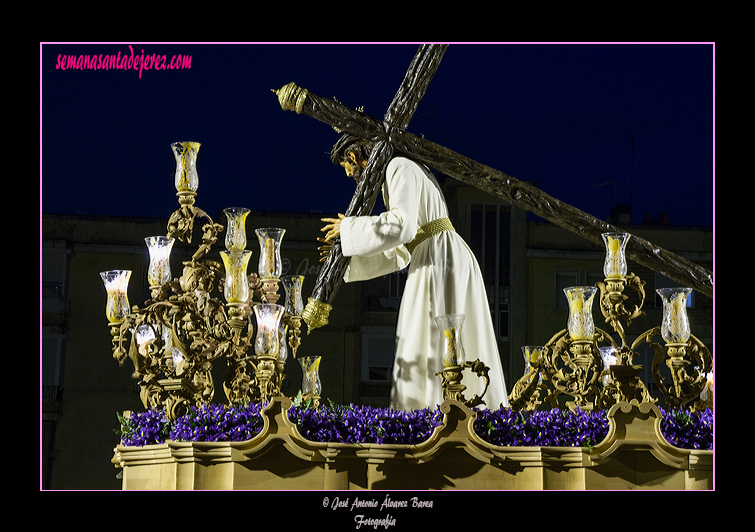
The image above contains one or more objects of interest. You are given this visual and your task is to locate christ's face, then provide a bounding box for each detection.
[340,151,367,181]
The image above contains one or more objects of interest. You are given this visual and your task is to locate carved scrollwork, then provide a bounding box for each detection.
[539,330,603,410]
[435,359,490,409]
[107,144,309,419]
[167,203,224,261]
[508,362,548,412]
[596,273,646,345]
[634,327,712,409]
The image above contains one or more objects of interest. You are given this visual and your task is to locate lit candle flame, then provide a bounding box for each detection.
[565,287,595,340]
[265,237,275,277]
[443,328,457,366]
[606,235,621,278]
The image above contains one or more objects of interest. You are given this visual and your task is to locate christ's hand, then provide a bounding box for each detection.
[320,214,345,241]
[318,214,345,262]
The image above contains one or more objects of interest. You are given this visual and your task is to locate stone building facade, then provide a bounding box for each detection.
[41,196,713,489]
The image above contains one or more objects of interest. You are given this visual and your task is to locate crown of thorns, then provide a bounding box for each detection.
[330,133,373,165]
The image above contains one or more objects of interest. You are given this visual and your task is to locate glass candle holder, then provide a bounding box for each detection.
[299,356,322,397]
[278,322,289,362]
[145,236,175,287]
[253,303,285,358]
[599,346,617,385]
[657,287,692,343]
[700,370,713,402]
[256,228,286,279]
[282,275,305,316]
[171,141,201,193]
[220,250,252,304]
[159,323,172,351]
[564,286,597,340]
[521,346,543,376]
[434,314,466,367]
[601,232,630,279]
[224,207,250,251]
[171,347,186,376]
[135,323,156,355]
[100,270,131,323]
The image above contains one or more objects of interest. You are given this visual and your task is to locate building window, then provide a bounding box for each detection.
[654,272,695,308]
[634,343,663,396]
[42,327,66,393]
[470,204,511,338]
[361,327,396,383]
[554,269,580,309]
[554,269,603,309]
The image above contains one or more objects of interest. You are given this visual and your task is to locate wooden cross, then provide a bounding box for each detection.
[274,45,713,331]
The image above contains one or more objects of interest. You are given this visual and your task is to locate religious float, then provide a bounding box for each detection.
[111,397,712,491]
[106,139,712,490]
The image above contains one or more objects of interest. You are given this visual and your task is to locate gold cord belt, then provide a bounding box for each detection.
[405,217,455,253]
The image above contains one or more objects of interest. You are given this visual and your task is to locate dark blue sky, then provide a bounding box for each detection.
[41,43,714,227]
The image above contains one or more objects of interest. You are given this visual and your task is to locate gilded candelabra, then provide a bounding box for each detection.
[508,232,713,412]
[433,314,491,408]
[101,142,307,419]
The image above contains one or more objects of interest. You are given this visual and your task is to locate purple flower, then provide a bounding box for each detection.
[116,408,171,446]
[473,407,609,448]
[659,407,713,450]
[288,403,443,445]
[117,401,712,451]
[169,402,267,442]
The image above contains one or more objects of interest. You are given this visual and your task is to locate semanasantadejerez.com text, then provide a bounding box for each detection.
[55,45,192,79]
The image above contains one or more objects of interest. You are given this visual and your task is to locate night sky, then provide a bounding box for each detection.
[40,43,714,228]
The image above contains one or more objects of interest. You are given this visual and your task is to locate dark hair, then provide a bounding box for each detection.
[330,133,374,165]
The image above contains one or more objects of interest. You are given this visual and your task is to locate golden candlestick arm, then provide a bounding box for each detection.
[507,232,712,413]
[103,142,310,419]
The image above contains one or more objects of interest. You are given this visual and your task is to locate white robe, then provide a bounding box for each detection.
[340,157,509,411]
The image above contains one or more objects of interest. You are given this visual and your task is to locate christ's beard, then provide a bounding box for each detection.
[350,165,363,182]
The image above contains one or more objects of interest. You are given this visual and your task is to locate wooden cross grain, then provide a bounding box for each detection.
[275,44,448,329]
[274,45,713,331]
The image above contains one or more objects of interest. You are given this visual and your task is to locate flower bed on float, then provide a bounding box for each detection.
[111,397,714,490]
[115,398,713,451]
